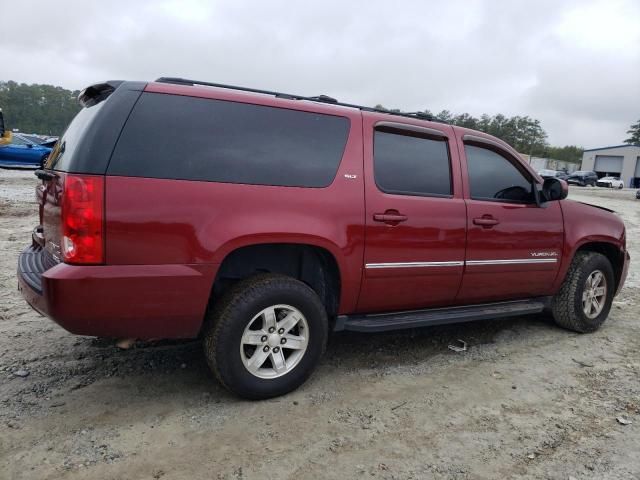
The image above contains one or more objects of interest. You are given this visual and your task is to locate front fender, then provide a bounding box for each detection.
[553,199,626,292]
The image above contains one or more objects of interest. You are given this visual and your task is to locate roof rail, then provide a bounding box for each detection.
[154,77,443,124]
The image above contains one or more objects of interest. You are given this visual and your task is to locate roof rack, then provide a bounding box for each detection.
[155,77,443,123]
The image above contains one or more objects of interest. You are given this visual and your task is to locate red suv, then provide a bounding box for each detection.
[18,78,630,399]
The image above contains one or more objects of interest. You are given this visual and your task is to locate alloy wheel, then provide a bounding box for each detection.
[582,270,607,319]
[240,304,309,379]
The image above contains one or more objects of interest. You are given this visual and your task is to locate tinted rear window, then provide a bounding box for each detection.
[108,93,350,187]
[45,102,105,171]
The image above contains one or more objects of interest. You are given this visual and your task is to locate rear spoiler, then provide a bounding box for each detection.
[78,81,124,108]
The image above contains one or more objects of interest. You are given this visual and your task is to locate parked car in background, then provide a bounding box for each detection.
[0,132,53,169]
[538,169,569,181]
[567,170,598,186]
[17,78,630,399]
[636,189,640,199]
[596,176,624,189]
[538,169,558,179]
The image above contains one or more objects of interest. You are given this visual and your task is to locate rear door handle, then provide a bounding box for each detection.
[373,211,408,224]
[473,215,499,227]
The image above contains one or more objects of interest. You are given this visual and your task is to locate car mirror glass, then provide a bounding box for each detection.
[542,178,568,201]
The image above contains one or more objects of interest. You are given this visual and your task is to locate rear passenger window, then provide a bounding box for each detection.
[374,129,452,197]
[465,145,534,203]
[108,93,350,187]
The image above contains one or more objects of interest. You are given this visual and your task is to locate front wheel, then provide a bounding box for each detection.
[203,274,328,399]
[551,252,614,333]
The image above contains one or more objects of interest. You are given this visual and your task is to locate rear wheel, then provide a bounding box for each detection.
[551,252,614,333]
[203,274,328,399]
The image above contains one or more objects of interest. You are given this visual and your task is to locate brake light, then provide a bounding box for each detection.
[61,174,104,264]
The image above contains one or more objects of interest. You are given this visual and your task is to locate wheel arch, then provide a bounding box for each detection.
[210,242,343,322]
[573,240,626,292]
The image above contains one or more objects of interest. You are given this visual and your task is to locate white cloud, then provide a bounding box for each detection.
[0,0,638,147]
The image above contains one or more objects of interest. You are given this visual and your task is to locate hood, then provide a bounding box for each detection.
[575,201,615,213]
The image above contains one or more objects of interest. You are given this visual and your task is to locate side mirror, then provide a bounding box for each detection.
[542,178,568,201]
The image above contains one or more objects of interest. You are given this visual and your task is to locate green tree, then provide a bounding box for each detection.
[0,81,81,136]
[624,119,640,145]
[540,145,584,163]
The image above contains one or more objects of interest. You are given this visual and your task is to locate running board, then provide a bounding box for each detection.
[334,298,550,333]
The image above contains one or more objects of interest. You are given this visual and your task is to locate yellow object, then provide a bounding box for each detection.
[0,130,11,146]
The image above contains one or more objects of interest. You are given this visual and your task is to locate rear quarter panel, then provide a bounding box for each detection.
[105,108,365,314]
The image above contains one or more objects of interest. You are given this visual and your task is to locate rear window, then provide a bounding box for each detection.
[108,93,350,187]
[45,102,105,171]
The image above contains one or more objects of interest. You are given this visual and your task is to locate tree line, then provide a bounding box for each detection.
[375,105,585,163]
[0,81,81,136]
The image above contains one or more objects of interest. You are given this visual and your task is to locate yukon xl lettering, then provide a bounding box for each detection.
[18,78,630,399]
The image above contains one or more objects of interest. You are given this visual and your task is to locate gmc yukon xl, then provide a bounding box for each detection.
[17,78,630,399]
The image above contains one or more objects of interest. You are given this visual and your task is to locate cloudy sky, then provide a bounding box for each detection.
[1,0,638,147]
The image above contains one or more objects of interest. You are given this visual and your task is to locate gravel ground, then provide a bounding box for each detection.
[1,170,639,480]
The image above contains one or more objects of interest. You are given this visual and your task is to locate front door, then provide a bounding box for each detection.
[356,114,466,313]
[456,136,564,303]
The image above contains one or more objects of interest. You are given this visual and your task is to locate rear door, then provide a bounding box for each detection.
[456,134,564,303]
[357,114,466,313]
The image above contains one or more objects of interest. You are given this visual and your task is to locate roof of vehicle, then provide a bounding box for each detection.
[151,77,446,124]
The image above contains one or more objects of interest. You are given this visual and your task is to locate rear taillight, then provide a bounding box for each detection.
[61,174,104,264]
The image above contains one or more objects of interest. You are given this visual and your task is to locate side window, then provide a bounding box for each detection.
[108,93,350,188]
[465,145,534,203]
[374,129,452,197]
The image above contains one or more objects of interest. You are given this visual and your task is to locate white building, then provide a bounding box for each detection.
[581,144,640,188]
[520,155,580,174]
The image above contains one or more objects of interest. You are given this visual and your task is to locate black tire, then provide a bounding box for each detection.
[551,252,615,333]
[203,274,328,399]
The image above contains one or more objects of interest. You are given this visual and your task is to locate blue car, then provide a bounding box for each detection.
[0,132,54,169]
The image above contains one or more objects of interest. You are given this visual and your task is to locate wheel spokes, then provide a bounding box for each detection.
[271,350,287,373]
[246,348,269,373]
[263,307,277,330]
[242,331,266,345]
[240,304,310,379]
[277,311,300,334]
[282,334,306,350]
[592,271,603,288]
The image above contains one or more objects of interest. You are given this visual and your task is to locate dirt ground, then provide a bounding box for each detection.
[1,169,639,480]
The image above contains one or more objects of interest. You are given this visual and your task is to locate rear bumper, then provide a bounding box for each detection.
[18,245,218,339]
